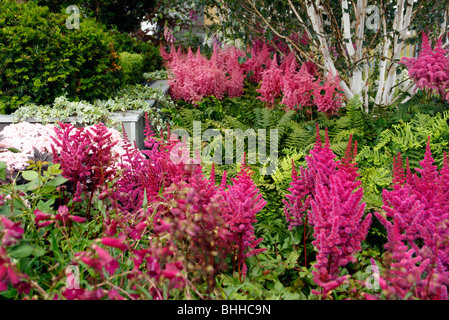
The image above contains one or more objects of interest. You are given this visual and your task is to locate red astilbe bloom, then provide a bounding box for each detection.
[310,137,371,297]
[281,63,317,110]
[283,124,336,230]
[112,115,193,215]
[257,53,284,105]
[153,164,233,292]
[218,157,267,280]
[283,126,371,297]
[400,32,449,99]
[313,72,345,116]
[162,45,245,104]
[51,123,118,203]
[370,213,449,300]
[283,161,313,230]
[305,125,338,196]
[377,137,449,286]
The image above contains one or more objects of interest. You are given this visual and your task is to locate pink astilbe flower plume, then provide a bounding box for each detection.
[373,136,449,298]
[283,126,371,298]
[370,213,449,300]
[162,45,246,104]
[218,155,267,280]
[313,72,345,116]
[400,32,449,100]
[281,63,317,110]
[51,123,119,204]
[257,53,284,105]
[310,158,371,297]
[112,114,193,214]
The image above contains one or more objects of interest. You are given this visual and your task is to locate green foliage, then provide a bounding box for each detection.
[112,30,163,73]
[12,84,175,132]
[357,111,449,170]
[33,0,156,33]
[118,52,144,85]
[0,0,123,113]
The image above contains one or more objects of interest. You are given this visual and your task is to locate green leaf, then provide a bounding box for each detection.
[0,288,17,299]
[238,56,247,64]
[6,147,21,153]
[45,175,68,187]
[47,163,63,176]
[37,198,55,212]
[23,179,39,191]
[9,244,34,258]
[22,170,39,181]
[32,246,47,257]
[142,188,148,208]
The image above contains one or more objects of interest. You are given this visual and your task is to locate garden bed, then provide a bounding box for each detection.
[0,80,169,150]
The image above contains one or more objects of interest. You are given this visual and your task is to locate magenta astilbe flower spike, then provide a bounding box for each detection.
[370,213,449,300]
[219,155,267,280]
[283,160,313,230]
[375,136,449,292]
[113,115,194,214]
[310,169,371,296]
[283,124,337,230]
[51,122,118,204]
[400,32,449,100]
[313,72,344,116]
[281,63,317,110]
[283,126,371,297]
[257,53,284,105]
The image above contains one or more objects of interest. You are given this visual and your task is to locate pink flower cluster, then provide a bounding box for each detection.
[257,54,344,115]
[0,122,127,173]
[51,122,127,203]
[217,158,267,279]
[161,45,245,103]
[0,215,30,294]
[283,124,371,297]
[400,32,449,101]
[0,122,56,171]
[371,137,449,298]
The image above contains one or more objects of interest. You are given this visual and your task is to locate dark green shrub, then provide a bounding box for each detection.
[0,0,123,113]
[112,30,164,73]
[118,52,144,85]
